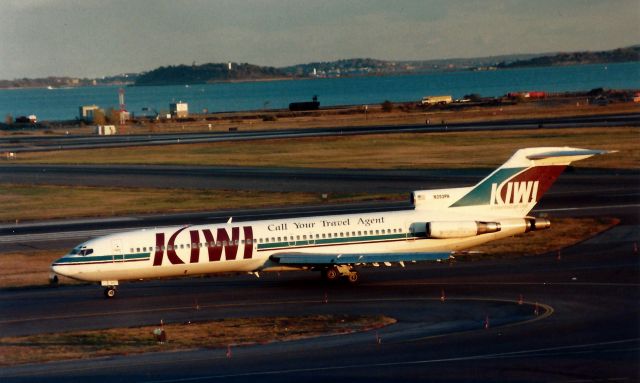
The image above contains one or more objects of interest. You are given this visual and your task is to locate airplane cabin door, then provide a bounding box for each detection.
[112,239,124,262]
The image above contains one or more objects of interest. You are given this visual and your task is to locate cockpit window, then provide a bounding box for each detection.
[79,249,93,256]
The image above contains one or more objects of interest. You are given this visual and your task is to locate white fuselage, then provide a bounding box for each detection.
[51,208,528,283]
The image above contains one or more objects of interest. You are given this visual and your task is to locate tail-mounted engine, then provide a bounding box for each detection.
[426,221,501,239]
[525,217,551,232]
[424,217,550,239]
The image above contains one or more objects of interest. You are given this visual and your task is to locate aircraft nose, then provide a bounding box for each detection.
[51,259,70,277]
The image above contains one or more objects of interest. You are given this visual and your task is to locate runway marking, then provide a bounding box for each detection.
[371,281,640,288]
[397,300,554,344]
[0,297,555,378]
[5,279,637,326]
[0,296,548,327]
[139,338,640,382]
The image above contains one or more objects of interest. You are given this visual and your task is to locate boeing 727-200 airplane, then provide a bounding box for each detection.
[51,147,612,298]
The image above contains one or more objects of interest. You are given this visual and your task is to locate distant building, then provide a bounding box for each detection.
[79,105,100,122]
[170,102,188,118]
[94,125,117,135]
[117,110,130,124]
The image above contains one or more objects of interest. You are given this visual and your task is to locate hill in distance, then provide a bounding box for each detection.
[133,63,285,86]
[1,45,637,88]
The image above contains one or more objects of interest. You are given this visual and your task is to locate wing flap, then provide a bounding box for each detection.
[270,252,451,266]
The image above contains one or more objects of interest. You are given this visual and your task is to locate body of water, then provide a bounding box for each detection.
[1,62,638,121]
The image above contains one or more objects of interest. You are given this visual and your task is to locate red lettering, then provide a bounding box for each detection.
[166,227,187,265]
[201,229,219,262]
[153,228,187,266]
[153,233,165,266]
[243,226,254,259]
[221,227,240,261]
[189,230,200,263]
[154,226,253,266]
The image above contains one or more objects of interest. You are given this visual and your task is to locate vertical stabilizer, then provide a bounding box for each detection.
[449,147,614,217]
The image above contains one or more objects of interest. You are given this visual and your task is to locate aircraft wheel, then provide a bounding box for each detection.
[323,267,340,282]
[347,271,359,284]
[104,286,117,299]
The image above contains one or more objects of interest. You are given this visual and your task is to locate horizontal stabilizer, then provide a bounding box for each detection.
[270,251,452,266]
[526,148,616,162]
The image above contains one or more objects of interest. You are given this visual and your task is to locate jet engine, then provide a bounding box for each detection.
[426,221,501,239]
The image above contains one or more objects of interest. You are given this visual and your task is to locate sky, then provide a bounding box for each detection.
[1,0,638,79]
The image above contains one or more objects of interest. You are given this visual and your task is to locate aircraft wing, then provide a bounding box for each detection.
[270,252,452,266]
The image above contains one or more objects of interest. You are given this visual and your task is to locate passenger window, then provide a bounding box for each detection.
[303,235,307,240]
[186,244,190,249]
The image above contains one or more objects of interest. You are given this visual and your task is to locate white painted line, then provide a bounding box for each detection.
[142,338,640,382]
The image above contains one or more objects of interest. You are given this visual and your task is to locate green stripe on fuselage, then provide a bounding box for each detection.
[54,252,151,264]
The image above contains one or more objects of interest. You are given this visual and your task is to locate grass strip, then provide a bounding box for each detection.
[0,183,402,223]
[0,314,396,366]
[465,217,617,259]
[11,127,639,169]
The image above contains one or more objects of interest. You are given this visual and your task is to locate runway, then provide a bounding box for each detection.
[0,157,639,381]
[1,112,638,152]
[0,221,638,382]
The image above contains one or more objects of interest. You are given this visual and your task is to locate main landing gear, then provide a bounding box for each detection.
[102,280,119,299]
[321,265,359,284]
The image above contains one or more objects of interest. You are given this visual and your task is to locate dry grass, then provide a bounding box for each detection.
[0,249,79,288]
[0,184,401,223]
[0,314,396,366]
[12,126,639,169]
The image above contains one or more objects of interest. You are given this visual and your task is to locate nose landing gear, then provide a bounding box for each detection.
[104,286,117,298]
[101,280,119,299]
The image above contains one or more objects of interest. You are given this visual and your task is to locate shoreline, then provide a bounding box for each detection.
[2,60,638,90]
